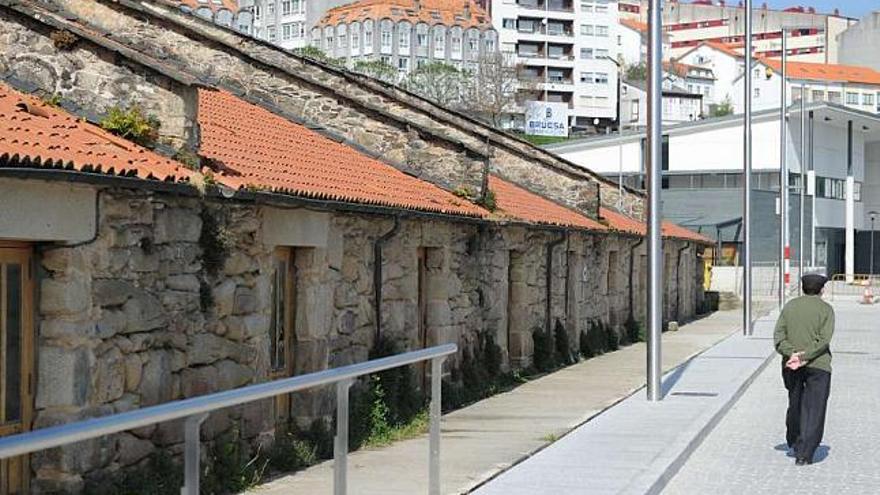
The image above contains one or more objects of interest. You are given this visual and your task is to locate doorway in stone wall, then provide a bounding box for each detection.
[269,248,296,425]
[0,243,34,495]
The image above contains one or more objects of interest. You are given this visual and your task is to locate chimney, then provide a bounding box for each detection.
[464,1,471,18]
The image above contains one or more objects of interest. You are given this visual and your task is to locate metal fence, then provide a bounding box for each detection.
[0,343,457,495]
[828,274,880,300]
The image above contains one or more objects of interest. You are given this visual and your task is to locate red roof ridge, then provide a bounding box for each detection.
[620,18,648,33]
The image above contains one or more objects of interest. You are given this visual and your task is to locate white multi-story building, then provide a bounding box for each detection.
[732,60,880,115]
[246,0,318,50]
[310,0,497,76]
[179,0,253,34]
[621,0,856,63]
[674,41,742,109]
[621,79,702,128]
[492,0,620,131]
[838,12,880,72]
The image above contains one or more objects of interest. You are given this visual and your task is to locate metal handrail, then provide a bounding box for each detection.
[0,343,457,495]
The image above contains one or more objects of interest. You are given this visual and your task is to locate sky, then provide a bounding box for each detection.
[765,0,873,19]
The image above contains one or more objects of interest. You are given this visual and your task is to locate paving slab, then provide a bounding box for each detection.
[662,299,880,495]
[473,312,778,495]
[249,307,763,495]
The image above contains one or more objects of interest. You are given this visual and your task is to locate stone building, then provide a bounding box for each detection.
[0,0,709,491]
[311,0,498,78]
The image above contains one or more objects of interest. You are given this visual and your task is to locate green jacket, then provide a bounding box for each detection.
[774,295,835,373]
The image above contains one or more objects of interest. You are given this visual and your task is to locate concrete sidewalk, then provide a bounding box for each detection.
[473,312,778,495]
[663,300,880,495]
[249,307,766,495]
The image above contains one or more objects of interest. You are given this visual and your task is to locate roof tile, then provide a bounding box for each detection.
[0,83,194,183]
[763,59,880,86]
[197,88,486,217]
[600,207,712,243]
[490,175,605,230]
[318,0,492,30]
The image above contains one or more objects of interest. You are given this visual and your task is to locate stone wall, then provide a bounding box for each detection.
[22,181,705,491]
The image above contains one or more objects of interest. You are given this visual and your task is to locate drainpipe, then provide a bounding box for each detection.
[675,243,690,322]
[545,231,568,332]
[627,235,646,325]
[373,216,401,341]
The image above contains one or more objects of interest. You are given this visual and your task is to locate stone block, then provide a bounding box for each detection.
[93,279,137,307]
[224,251,257,276]
[96,309,127,339]
[187,333,250,366]
[39,319,96,341]
[154,208,201,244]
[116,433,155,467]
[215,359,253,390]
[138,351,173,406]
[166,274,200,292]
[122,291,166,333]
[213,279,237,317]
[35,346,91,409]
[232,286,257,315]
[40,275,91,316]
[180,365,219,398]
[123,354,143,392]
[94,347,125,404]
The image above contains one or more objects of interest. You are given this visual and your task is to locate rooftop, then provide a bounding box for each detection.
[197,88,487,218]
[489,175,605,231]
[762,59,880,86]
[0,83,194,183]
[176,0,238,14]
[318,0,492,30]
[620,18,648,33]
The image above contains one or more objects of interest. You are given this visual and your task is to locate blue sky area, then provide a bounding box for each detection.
[765,0,873,19]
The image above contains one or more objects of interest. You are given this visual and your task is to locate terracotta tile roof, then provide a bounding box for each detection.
[762,59,880,86]
[318,0,492,30]
[620,18,648,33]
[599,208,713,244]
[489,175,605,230]
[704,41,743,58]
[197,88,486,217]
[177,0,238,13]
[0,83,194,183]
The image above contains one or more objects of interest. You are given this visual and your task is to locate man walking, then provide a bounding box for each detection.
[774,273,834,465]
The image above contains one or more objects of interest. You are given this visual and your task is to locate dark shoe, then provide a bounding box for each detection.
[795,458,812,466]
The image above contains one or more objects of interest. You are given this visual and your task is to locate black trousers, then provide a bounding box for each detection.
[782,366,831,461]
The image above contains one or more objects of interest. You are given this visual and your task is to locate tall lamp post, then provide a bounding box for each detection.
[646,0,663,401]
[743,0,753,335]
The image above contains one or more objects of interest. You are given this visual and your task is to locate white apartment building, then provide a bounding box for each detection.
[179,0,253,33]
[838,12,880,72]
[674,41,743,108]
[492,0,620,131]
[732,60,880,115]
[310,0,497,77]
[664,60,714,114]
[246,0,313,50]
[621,80,702,128]
[623,0,856,63]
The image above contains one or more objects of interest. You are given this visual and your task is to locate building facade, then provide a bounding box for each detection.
[621,80,703,128]
[492,0,620,130]
[836,12,880,72]
[178,0,254,34]
[731,59,880,115]
[310,0,497,77]
[546,103,880,279]
[674,41,742,110]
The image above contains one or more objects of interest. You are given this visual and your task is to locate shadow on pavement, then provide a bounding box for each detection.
[772,443,831,463]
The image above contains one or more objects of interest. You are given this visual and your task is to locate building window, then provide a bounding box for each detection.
[292,0,303,13]
[631,100,639,122]
[381,21,393,50]
[433,26,446,57]
[580,24,594,36]
[351,23,360,49]
[337,25,347,48]
[364,20,373,48]
[596,25,609,37]
[398,57,409,73]
[254,5,261,19]
[864,93,874,106]
[595,72,608,84]
[267,1,275,15]
[451,27,462,55]
[596,48,609,58]
[580,47,593,59]
[503,18,516,29]
[399,23,411,49]
[268,26,276,42]
[281,0,292,15]
[828,91,842,104]
[754,87,760,98]
[282,22,294,40]
[484,35,496,52]
[846,92,860,105]
[468,31,479,52]
[580,71,592,83]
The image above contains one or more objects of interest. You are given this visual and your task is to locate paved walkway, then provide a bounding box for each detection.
[250,307,764,495]
[663,299,880,495]
[473,311,778,495]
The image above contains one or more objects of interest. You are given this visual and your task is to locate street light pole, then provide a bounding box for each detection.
[799,83,806,292]
[743,0,753,335]
[870,211,878,283]
[778,29,788,309]
[646,0,663,401]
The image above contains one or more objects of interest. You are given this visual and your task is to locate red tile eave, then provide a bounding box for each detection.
[489,175,606,231]
[0,83,195,184]
[197,88,486,219]
[599,208,712,244]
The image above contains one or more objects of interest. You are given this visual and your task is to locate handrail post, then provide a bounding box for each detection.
[429,356,446,495]
[334,378,354,495]
[181,412,209,495]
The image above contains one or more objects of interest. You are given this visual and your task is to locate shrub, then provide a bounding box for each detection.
[50,30,78,50]
[532,326,556,372]
[553,319,574,366]
[100,104,161,147]
[625,318,646,343]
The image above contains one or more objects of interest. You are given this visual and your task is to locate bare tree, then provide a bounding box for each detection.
[461,52,522,127]
[352,59,398,84]
[402,62,466,108]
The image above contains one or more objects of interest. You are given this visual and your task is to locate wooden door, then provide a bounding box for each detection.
[269,248,296,425]
[0,244,34,495]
